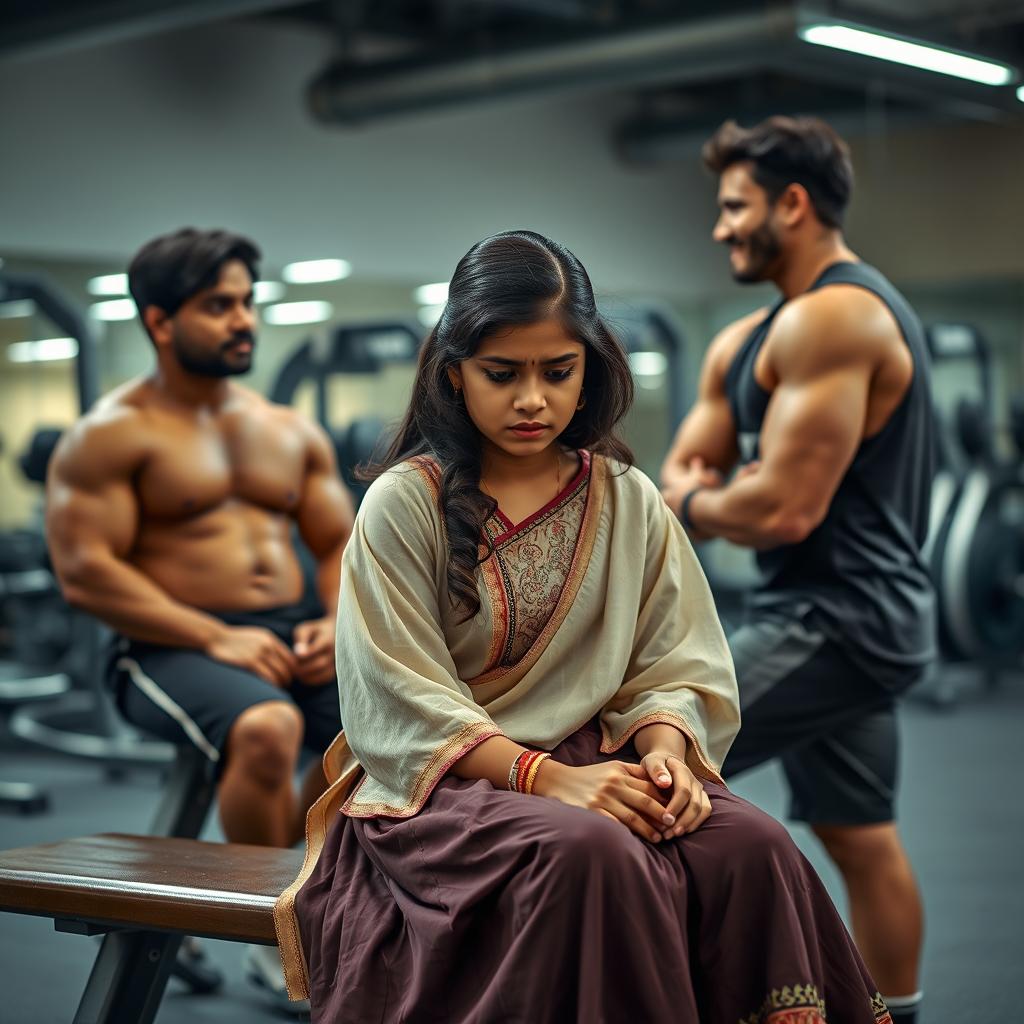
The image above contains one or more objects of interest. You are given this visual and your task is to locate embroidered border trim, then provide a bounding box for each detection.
[488,450,591,546]
[342,722,503,818]
[405,455,442,500]
[479,554,509,675]
[738,986,892,1024]
[601,710,725,785]
[273,731,363,1002]
[738,983,826,1024]
[872,993,894,1023]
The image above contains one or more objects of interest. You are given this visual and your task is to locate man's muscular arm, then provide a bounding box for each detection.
[294,418,353,618]
[682,290,881,549]
[46,412,297,685]
[659,311,765,488]
[291,417,354,684]
[46,413,225,646]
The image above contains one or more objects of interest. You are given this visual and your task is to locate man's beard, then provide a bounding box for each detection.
[729,221,782,284]
[172,332,254,378]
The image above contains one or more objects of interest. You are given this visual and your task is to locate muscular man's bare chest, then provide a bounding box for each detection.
[135,413,306,520]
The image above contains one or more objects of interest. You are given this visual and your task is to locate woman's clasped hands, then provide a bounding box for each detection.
[534,753,712,844]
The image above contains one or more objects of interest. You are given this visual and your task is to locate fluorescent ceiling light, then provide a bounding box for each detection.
[253,280,286,304]
[1017,85,1024,102]
[0,299,36,319]
[282,259,351,284]
[90,298,136,321]
[799,23,1014,86]
[628,351,668,377]
[262,300,333,326]
[417,304,445,328]
[8,337,79,363]
[414,282,449,306]
[87,273,128,296]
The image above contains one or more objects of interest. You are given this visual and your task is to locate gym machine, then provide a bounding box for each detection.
[921,324,1024,702]
[269,320,423,504]
[0,270,173,774]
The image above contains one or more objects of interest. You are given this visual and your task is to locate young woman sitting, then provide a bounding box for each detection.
[275,230,892,1024]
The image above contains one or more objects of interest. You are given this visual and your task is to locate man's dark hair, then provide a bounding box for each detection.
[702,116,853,228]
[128,227,261,328]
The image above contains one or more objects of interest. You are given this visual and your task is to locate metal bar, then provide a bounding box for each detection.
[148,746,216,839]
[0,270,100,413]
[72,929,183,1024]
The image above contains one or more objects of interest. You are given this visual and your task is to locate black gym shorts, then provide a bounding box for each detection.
[107,603,342,775]
[722,602,924,826]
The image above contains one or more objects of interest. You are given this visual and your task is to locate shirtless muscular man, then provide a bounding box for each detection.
[47,228,353,858]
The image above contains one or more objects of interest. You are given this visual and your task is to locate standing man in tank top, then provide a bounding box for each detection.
[661,117,934,1024]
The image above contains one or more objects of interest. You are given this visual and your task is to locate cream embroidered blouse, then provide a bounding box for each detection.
[334,451,740,818]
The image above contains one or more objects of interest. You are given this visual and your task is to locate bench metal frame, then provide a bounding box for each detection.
[70,746,216,1024]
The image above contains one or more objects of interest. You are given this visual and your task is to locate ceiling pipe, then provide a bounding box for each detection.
[0,0,311,64]
[307,6,800,125]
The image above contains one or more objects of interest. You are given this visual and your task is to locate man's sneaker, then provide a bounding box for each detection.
[244,943,310,1017]
[171,936,224,994]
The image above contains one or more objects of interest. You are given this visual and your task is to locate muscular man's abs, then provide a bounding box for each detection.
[127,397,309,611]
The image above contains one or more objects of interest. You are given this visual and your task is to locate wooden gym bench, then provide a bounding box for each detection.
[0,832,302,1024]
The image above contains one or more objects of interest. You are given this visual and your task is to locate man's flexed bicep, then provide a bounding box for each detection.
[754,295,876,538]
[669,291,882,550]
[659,311,765,488]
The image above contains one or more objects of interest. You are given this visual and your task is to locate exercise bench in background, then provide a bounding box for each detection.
[0,832,302,1024]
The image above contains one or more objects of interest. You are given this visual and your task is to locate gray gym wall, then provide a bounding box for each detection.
[2,15,1023,530]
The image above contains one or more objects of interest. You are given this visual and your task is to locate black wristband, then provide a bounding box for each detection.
[679,487,704,532]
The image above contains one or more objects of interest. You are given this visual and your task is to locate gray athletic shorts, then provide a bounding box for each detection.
[722,604,923,826]
[107,603,342,777]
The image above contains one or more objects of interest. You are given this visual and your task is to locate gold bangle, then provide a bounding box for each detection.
[524,752,550,795]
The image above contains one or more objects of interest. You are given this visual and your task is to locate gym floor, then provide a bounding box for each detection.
[1,673,1021,1024]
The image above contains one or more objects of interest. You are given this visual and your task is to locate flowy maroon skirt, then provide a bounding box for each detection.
[295,720,891,1024]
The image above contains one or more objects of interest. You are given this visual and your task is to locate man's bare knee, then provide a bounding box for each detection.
[813,822,906,876]
[225,701,304,789]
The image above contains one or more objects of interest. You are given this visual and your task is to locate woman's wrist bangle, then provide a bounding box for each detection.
[507,751,529,791]
[507,750,551,793]
[679,487,704,532]
[524,753,551,795]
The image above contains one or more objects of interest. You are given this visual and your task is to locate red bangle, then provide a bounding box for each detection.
[516,751,536,793]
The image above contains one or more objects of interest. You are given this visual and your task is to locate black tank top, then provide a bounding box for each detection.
[724,261,936,675]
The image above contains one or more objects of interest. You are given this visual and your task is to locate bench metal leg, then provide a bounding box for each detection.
[73,930,183,1024]
[149,745,216,839]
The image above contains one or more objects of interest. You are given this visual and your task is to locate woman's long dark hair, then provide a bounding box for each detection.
[365,230,635,621]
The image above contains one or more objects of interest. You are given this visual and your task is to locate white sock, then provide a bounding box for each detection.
[882,991,923,1022]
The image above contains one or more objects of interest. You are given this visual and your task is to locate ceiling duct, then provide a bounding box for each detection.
[307,6,801,125]
[0,0,310,63]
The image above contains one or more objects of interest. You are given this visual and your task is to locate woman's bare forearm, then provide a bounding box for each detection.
[449,735,530,789]
[633,722,689,760]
